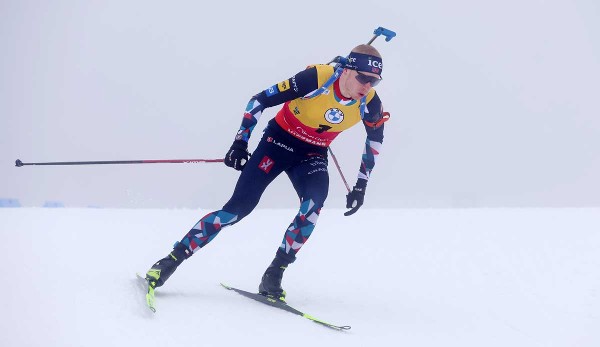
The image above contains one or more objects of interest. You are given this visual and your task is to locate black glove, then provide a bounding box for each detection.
[344,179,367,216]
[224,140,250,171]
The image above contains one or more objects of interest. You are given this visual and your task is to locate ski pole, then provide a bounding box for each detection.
[327,147,351,193]
[15,158,224,167]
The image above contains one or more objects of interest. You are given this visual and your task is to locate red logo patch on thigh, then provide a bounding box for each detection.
[258,156,275,174]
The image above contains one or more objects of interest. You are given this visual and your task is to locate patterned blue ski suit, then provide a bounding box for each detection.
[179,64,386,263]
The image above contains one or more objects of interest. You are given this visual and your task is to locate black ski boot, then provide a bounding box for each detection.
[145,242,190,289]
[258,257,290,301]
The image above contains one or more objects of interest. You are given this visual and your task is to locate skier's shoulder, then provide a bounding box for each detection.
[304,63,334,74]
[304,64,334,85]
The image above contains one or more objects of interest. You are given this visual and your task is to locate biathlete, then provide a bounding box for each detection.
[145,43,388,301]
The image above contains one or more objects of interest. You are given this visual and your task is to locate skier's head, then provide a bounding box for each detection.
[339,44,383,100]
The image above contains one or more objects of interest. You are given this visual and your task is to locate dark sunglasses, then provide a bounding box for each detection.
[355,71,382,87]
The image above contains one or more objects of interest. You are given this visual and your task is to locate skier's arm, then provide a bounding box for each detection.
[345,93,386,216]
[225,67,320,171]
[358,93,385,184]
[234,67,319,143]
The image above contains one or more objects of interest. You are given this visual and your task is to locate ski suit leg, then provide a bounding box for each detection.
[276,154,329,264]
[179,136,289,255]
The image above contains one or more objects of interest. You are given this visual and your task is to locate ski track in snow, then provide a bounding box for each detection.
[1,207,599,347]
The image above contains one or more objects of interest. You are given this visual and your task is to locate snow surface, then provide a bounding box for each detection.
[2,207,599,347]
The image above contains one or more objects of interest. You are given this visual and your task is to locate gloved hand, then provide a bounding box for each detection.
[344,179,367,216]
[224,140,250,171]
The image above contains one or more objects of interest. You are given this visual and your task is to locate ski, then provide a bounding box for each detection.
[220,283,351,331]
[136,273,156,313]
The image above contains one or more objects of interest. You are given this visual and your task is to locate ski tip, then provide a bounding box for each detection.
[220,283,233,290]
[316,322,351,331]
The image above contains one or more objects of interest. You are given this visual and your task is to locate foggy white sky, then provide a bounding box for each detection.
[1,0,599,208]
